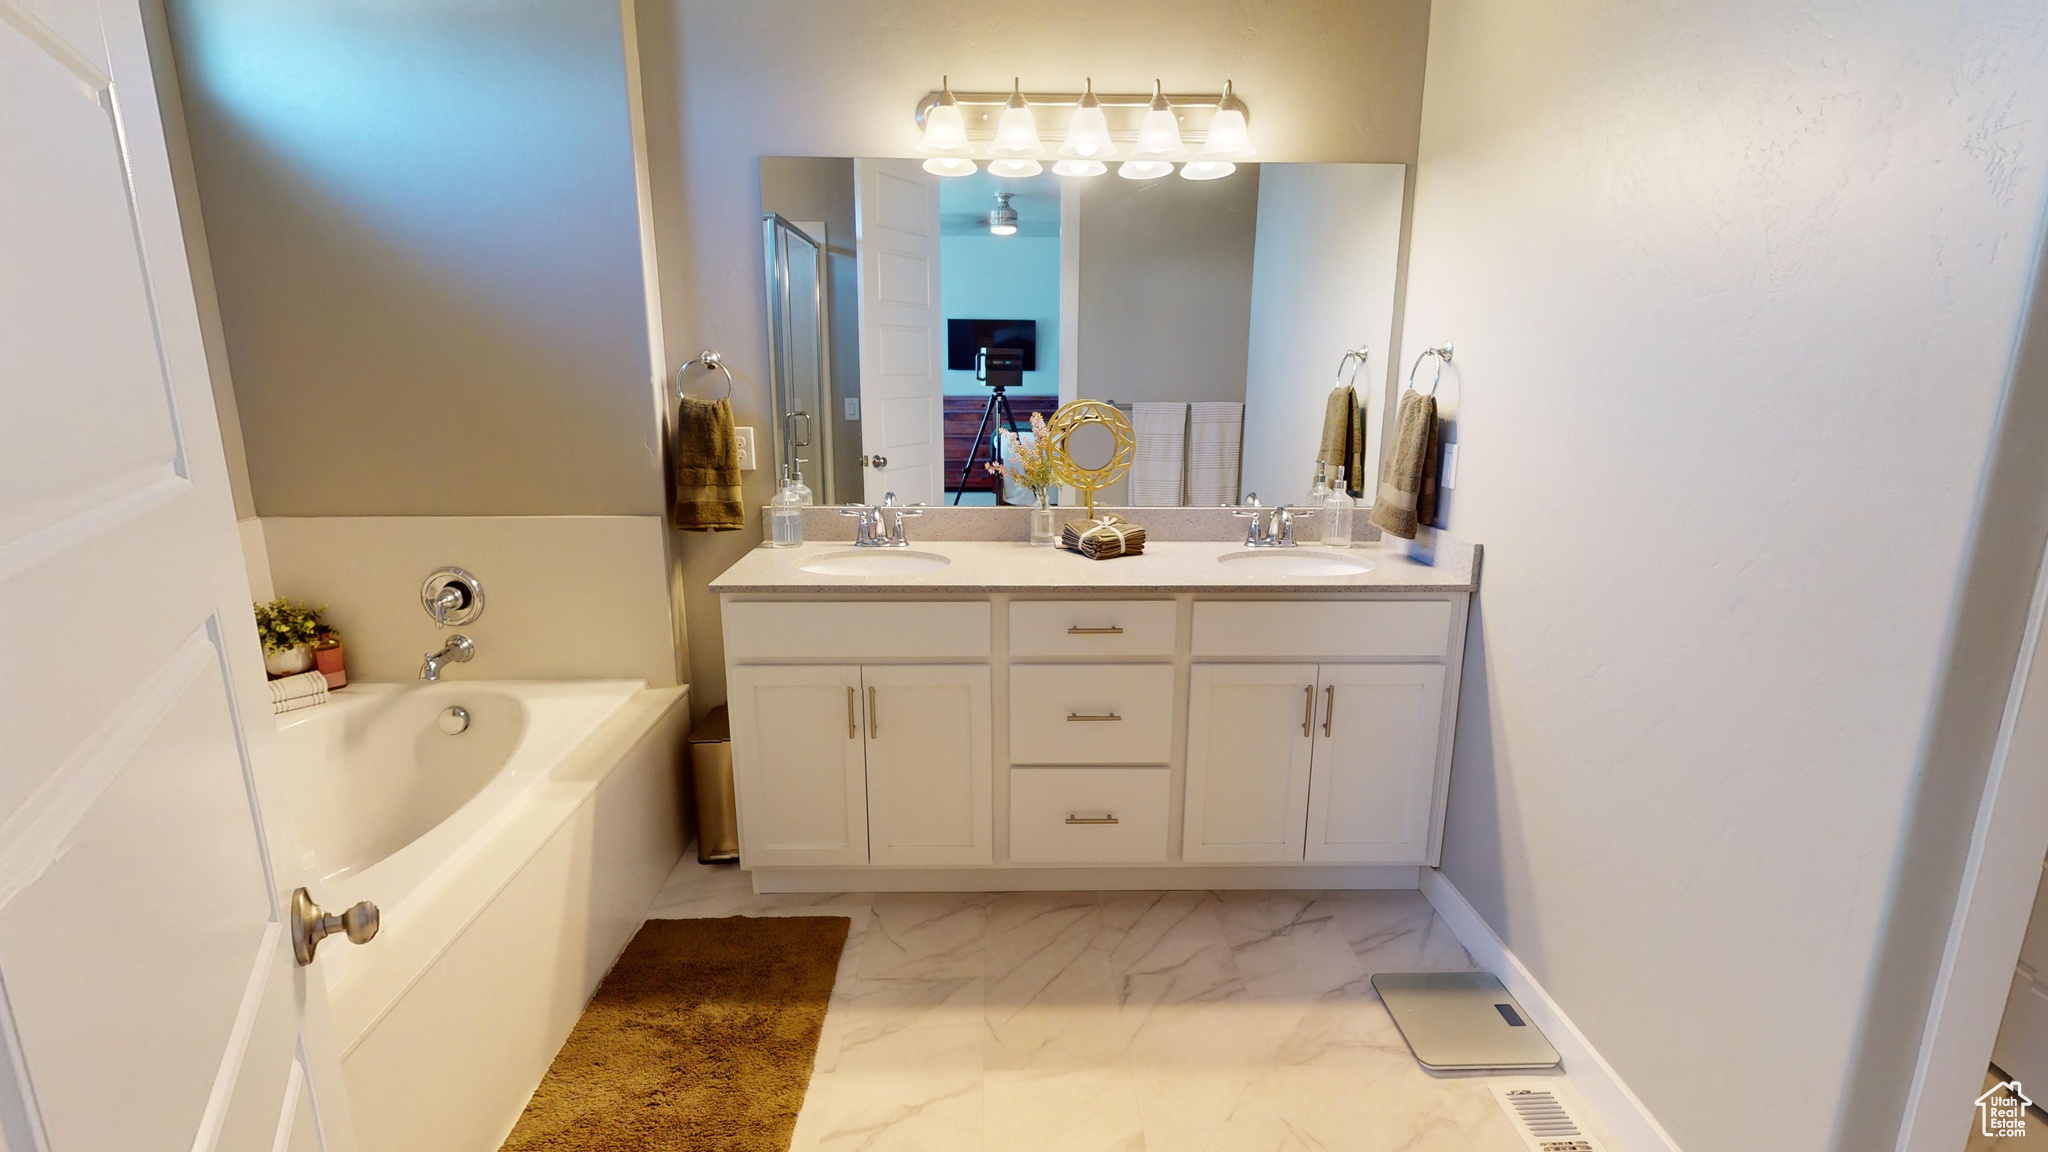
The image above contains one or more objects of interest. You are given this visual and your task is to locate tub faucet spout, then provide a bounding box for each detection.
[420,634,474,681]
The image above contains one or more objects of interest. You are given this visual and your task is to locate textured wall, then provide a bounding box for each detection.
[1399,3,2048,1149]
[636,0,1432,713]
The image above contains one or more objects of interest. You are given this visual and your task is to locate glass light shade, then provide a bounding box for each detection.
[1131,107,1187,160]
[1117,160,1174,180]
[917,103,973,157]
[922,157,979,178]
[987,158,1043,178]
[989,222,1018,236]
[1060,83,1115,158]
[1201,109,1254,159]
[1053,158,1107,177]
[1179,160,1236,180]
[989,80,1045,157]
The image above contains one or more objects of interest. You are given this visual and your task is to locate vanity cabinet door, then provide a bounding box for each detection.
[728,665,869,866]
[1183,664,1318,862]
[1305,663,1445,863]
[863,664,993,866]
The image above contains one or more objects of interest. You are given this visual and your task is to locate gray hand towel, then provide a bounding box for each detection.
[1368,389,1441,539]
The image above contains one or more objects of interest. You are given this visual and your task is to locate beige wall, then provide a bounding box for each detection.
[635,0,1432,713]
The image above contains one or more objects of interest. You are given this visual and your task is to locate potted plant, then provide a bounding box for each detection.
[987,412,1058,546]
[254,598,326,677]
[313,625,346,688]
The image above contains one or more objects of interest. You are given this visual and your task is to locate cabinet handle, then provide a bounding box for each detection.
[1065,814,1119,825]
[1067,625,1124,635]
[1066,712,1121,722]
[868,686,878,735]
[847,686,858,739]
[1302,685,1314,736]
[1323,685,1336,737]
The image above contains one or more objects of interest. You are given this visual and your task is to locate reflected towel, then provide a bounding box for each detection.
[1186,402,1244,507]
[1317,385,1368,496]
[269,670,328,714]
[1128,402,1187,506]
[672,396,743,531]
[1368,389,1441,539]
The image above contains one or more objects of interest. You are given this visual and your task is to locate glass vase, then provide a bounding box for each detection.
[1029,491,1056,547]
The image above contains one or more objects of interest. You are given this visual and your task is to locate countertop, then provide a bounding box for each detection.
[709,534,1480,595]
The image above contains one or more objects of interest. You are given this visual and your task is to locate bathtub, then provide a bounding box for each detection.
[276,679,689,1152]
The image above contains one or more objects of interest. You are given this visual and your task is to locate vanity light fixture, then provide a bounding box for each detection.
[1129,80,1189,161]
[1053,159,1108,177]
[988,79,1046,159]
[1200,80,1255,159]
[1178,161,1236,180]
[1059,79,1116,160]
[988,192,1019,236]
[917,75,977,177]
[988,159,1044,177]
[1117,160,1175,180]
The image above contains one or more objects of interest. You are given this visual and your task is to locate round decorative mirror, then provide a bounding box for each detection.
[1043,400,1135,518]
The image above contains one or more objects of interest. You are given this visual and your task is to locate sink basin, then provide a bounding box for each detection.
[797,549,952,576]
[1217,549,1375,577]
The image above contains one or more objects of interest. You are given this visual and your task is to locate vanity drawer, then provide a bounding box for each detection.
[724,600,990,660]
[1009,664,1174,765]
[1009,600,1177,658]
[1191,600,1454,659]
[1009,768,1170,864]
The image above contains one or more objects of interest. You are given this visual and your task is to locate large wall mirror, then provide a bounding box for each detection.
[760,158,1406,508]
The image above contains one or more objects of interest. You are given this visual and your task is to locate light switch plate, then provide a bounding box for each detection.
[845,397,861,420]
[1440,443,1459,489]
[734,426,757,471]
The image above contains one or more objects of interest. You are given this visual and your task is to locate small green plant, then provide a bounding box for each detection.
[253,598,326,654]
[986,411,1056,495]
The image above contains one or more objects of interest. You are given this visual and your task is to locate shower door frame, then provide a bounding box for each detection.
[761,214,835,501]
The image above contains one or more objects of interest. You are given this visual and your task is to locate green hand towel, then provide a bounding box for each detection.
[672,396,744,532]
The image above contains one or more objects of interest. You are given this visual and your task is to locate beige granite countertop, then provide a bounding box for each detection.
[710,534,1480,595]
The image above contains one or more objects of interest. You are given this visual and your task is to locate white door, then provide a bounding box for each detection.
[863,664,992,866]
[1,2,356,1150]
[728,665,869,867]
[1183,664,1318,862]
[854,158,944,504]
[1304,663,1445,863]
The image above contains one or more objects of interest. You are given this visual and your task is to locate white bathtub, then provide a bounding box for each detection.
[277,679,689,1151]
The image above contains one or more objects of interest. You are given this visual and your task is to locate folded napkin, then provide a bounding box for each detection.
[1368,389,1441,539]
[672,396,743,531]
[269,670,329,715]
[1060,515,1148,560]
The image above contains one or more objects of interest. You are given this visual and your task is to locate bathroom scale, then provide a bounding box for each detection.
[1372,971,1562,1071]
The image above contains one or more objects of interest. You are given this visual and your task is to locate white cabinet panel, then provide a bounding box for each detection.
[1009,600,1177,658]
[1183,664,1317,862]
[1009,768,1170,864]
[1191,600,1454,659]
[864,664,993,865]
[1009,663,1174,765]
[724,600,990,660]
[1305,664,1445,863]
[729,665,868,866]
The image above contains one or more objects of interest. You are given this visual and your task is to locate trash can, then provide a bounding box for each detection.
[688,705,738,862]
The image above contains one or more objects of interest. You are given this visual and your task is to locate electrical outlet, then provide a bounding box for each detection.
[734,426,757,471]
[845,397,861,421]
[1440,443,1459,489]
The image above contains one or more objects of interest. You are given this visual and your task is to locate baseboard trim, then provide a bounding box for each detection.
[753,863,1420,893]
[1419,869,1684,1152]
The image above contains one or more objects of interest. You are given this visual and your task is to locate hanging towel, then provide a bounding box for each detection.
[1186,402,1244,507]
[1128,402,1187,506]
[269,670,329,715]
[1316,385,1369,497]
[1368,389,1442,539]
[672,396,744,531]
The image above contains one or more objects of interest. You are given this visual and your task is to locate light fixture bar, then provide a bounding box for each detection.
[914,87,1241,146]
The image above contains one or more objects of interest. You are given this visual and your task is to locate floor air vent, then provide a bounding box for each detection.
[1489,1080,1605,1152]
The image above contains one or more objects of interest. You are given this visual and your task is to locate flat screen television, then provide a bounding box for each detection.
[947,319,1037,372]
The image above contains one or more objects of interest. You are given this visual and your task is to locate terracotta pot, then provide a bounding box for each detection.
[264,644,313,677]
[314,642,346,689]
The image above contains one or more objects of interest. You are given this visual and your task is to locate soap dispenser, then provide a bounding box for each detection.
[770,465,805,547]
[788,461,814,506]
[1321,465,1355,547]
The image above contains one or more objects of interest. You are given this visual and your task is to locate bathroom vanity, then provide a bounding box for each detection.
[711,532,1479,891]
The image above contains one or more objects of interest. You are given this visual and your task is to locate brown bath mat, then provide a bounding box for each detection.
[499,915,850,1152]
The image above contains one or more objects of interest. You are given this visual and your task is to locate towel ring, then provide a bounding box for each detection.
[676,350,734,402]
[1407,343,1454,396]
[1334,346,1370,391]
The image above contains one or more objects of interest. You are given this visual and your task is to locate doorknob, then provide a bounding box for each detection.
[290,887,379,966]
[860,454,888,469]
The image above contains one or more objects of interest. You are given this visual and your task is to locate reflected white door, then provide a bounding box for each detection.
[854,159,944,504]
[0,2,354,1150]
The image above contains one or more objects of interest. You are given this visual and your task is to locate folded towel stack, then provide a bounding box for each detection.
[1060,515,1148,560]
[269,670,329,715]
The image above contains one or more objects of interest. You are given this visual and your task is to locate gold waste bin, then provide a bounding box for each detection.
[689,705,738,862]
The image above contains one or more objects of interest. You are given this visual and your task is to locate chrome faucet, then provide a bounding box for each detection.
[839,492,925,548]
[1233,495,1310,548]
[419,634,474,681]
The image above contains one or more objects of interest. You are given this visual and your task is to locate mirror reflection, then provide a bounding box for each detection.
[761,159,1406,507]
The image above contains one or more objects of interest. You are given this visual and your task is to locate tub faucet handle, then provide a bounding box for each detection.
[290,887,379,966]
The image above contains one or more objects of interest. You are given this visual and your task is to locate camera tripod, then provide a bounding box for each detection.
[952,383,1025,505]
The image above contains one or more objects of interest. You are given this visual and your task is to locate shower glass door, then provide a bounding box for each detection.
[763,214,833,501]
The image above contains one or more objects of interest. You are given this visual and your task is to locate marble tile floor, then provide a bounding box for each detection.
[648,855,1547,1151]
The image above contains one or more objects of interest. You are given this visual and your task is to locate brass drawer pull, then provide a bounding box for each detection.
[1302,685,1314,736]
[847,686,858,738]
[868,686,878,735]
[1066,712,1122,722]
[1323,685,1336,736]
[1067,625,1124,635]
[1065,814,1120,825]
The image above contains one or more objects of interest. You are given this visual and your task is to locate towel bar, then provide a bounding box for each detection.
[676,350,735,402]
